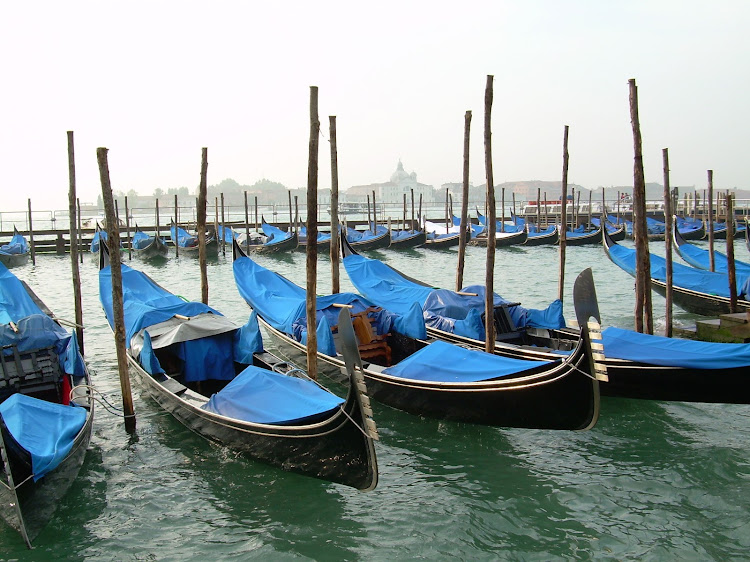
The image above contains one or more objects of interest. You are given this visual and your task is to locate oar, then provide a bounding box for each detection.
[336,307,379,441]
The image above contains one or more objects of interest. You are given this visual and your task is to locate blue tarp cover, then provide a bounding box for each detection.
[90,229,107,253]
[0,231,29,256]
[607,240,745,298]
[343,253,565,338]
[383,340,555,382]
[132,230,165,250]
[233,255,427,349]
[217,225,236,244]
[299,226,331,242]
[677,239,750,278]
[201,364,344,424]
[391,229,422,241]
[602,326,750,369]
[171,224,198,248]
[99,263,226,348]
[261,222,293,244]
[0,393,86,481]
[0,263,46,324]
[346,224,388,243]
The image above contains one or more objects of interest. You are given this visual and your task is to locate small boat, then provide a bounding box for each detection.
[575,268,750,404]
[89,224,106,254]
[0,263,94,548]
[590,217,626,242]
[98,245,378,491]
[0,227,30,268]
[131,224,168,260]
[345,224,391,251]
[562,225,603,246]
[675,216,706,240]
[297,226,331,252]
[236,219,298,254]
[674,220,750,278]
[471,227,528,247]
[603,227,750,316]
[234,239,600,430]
[389,229,426,249]
[524,224,559,246]
[170,220,219,257]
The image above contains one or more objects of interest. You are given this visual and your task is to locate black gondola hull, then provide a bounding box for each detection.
[247,232,299,254]
[471,229,528,247]
[389,231,427,249]
[126,353,377,491]
[424,232,461,249]
[348,230,391,251]
[563,228,603,246]
[260,319,599,431]
[0,253,30,268]
[524,228,559,246]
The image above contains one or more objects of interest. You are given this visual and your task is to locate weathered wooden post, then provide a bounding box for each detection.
[629,78,653,334]
[198,148,209,305]
[663,148,674,337]
[254,196,259,233]
[174,194,179,258]
[445,188,450,233]
[456,110,471,291]
[411,188,416,231]
[483,75,496,353]
[220,192,226,255]
[214,196,219,247]
[500,187,505,232]
[402,193,407,232]
[366,194,372,227]
[155,199,161,244]
[288,191,294,233]
[294,196,300,233]
[244,191,250,249]
[707,170,715,272]
[588,190,592,228]
[67,131,84,353]
[372,190,378,230]
[97,147,136,433]
[558,126,569,302]
[329,115,340,294]
[727,193,737,313]
[543,191,548,227]
[306,86,320,380]
[124,196,132,260]
[27,199,35,265]
[536,188,542,230]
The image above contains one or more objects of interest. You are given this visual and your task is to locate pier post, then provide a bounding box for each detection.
[124,196,131,260]
[220,192,226,255]
[558,126,569,302]
[727,193,737,313]
[707,170,715,272]
[306,86,320,380]
[456,110,471,291]
[27,199,35,265]
[244,191,250,249]
[198,148,209,305]
[67,131,84,353]
[483,75,496,353]
[97,147,136,433]
[329,115,340,294]
[174,194,179,258]
[77,198,83,264]
[663,148,673,337]
[629,78,653,334]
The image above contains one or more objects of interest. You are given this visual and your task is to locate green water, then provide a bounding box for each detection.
[1,241,749,560]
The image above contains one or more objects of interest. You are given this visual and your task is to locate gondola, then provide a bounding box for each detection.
[422,218,470,250]
[524,225,559,246]
[98,244,378,491]
[706,221,733,240]
[345,224,391,251]
[590,217,626,242]
[170,220,219,257]
[343,239,750,404]
[0,262,94,548]
[131,224,168,260]
[562,225,603,246]
[236,219,298,254]
[297,226,331,252]
[233,239,600,430]
[0,227,30,268]
[471,227,528,247]
[389,229,426,249]
[675,216,706,240]
[603,227,750,316]
[673,220,750,278]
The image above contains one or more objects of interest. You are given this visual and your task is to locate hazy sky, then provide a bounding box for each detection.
[3,1,748,212]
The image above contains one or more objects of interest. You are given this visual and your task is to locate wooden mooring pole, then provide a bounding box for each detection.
[97,147,136,433]
[663,148,673,337]
[707,170,715,272]
[306,86,320,380]
[220,192,226,255]
[727,193,738,313]
[483,75,496,353]
[558,126,569,302]
[198,148,209,305]
[456,110,471,291]
[629,78,653,334]
[244,191,250,248]
[329,115,340,294]
[174,194,179,258]
[67,131,84,353]
[124,196,131,260]
[27,199,35,265]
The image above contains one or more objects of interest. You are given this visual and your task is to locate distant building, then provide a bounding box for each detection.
[345,160,436,204]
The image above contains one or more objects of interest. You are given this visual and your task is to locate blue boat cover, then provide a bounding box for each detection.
[383,340,555,382]
[132,230,165,250]
[477,213,523,233]
[233,254,426,349]
[343,253,565,340]
[602,326,750,369]
[528,225,557,237]
[171,224,198,248]
[391,229,422,242]
[99,263,226,348]
[201,364,344,424]
[677,239,750,278]
[0,230,29,256]
[90,229,107,253]
[607,239,747,298]
[0,393,87,481]
[261,222,293,244]
[217,225,236,244]
[347,224,388,243]
[299,226,331,243]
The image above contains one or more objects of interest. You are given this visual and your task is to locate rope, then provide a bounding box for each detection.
[71,384,137,419]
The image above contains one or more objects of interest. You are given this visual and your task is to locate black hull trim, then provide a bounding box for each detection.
[524,228,559,246]
[247,232,299,254]
[424,233,461,249]
[563,227,603,246]
[390,231,426,249]
[126,352,377,491]
[348,231,391,251]
[260,319,599,431]
[0,253,30,268]
[472,229,528,247]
